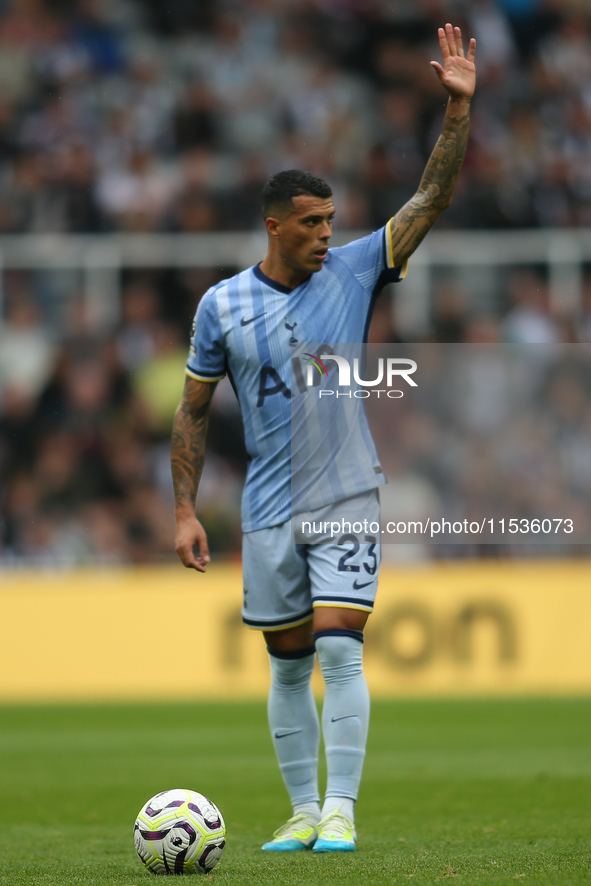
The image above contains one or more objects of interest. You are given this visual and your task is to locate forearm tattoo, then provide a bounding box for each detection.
[171,386,211,511]
[390,98,471,265]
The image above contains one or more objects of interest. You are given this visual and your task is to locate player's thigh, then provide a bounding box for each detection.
[307,491,381,624]
[264,620,314,652]
[313,605,369,633]
[242,522,313,632]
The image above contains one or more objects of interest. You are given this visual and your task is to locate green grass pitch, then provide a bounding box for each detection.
[0,698,589,885]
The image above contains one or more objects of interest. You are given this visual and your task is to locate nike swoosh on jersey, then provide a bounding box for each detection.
[352,579,373,589]
[274,728,303,739]
[330,715,358,723]
[241,312,266,326]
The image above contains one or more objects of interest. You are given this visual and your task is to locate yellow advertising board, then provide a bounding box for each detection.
[1,560,591,702]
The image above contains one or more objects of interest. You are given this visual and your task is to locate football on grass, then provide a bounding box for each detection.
[134,788,226,875]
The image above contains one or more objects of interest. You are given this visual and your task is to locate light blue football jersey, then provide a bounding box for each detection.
[186,220,407,532]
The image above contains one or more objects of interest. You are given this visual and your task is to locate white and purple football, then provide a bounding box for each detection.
[134,788,226,875]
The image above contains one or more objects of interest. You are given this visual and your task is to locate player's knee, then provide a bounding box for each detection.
[268,645,316,689]
[314,631,364,684]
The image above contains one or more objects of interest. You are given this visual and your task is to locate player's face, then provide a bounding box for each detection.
[274,195,335,275]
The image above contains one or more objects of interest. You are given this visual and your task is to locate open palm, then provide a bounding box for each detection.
[431,24,476,100]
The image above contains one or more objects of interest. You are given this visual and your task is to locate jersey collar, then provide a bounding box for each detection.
[252,262,309,294]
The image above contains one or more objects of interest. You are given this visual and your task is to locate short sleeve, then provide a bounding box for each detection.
[331,219,409,294]
[186,290,227,382]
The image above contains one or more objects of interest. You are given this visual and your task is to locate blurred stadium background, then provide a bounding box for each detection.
[2,0,591,701]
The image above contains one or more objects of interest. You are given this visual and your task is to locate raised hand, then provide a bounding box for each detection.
[430,23,476,100]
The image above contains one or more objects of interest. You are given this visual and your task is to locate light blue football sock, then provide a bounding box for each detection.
[315,631,369,812]
[267,646,321,811]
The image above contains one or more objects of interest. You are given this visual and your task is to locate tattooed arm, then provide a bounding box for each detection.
[171,375,217,572]
[390,24,476,268]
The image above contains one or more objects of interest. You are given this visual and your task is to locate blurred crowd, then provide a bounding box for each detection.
[0,0,590,233]
[2,0,591,564]
[370,344,591,562]
[0,272,246,564]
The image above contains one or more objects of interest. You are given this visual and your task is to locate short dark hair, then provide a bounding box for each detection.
[261,169,332,218]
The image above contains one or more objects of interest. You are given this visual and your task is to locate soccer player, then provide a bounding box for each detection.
[172,25,476,853]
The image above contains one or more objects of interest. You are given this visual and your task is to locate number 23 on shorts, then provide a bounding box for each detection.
[337,533,378,575]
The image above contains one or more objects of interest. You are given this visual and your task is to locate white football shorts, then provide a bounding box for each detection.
[241,489,381,631]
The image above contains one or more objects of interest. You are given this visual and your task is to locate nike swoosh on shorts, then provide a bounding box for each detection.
[241,313,266,326]
[352,579,373,589]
